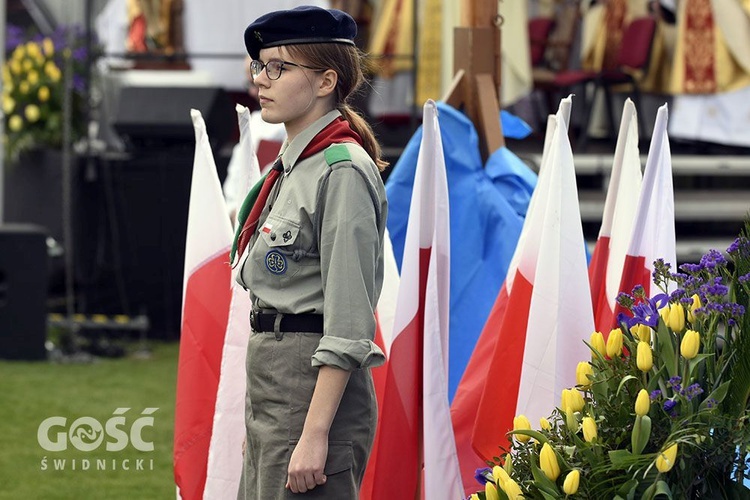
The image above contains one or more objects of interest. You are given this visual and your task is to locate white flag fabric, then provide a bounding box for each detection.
[364,100,463,499]
[174,109,248,499]
[615,104,676,312]
[460,97,594,478]
[589,98,643,332]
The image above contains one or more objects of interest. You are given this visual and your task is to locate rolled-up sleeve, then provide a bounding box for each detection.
[313,165,385,370]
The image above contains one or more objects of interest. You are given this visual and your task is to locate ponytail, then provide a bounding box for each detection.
[339,104,388,171]
[286,43,389,171]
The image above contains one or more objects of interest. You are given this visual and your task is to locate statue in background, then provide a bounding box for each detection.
[126,0,184,55]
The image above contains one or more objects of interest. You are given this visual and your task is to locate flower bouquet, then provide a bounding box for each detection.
[472,220,750,499]
[3,25,98,162]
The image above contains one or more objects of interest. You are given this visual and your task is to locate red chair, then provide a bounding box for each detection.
[533,15,657,149]
[528,17,555,67]
[592,16,657,147]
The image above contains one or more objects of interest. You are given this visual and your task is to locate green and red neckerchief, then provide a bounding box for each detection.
[230,116,362,266]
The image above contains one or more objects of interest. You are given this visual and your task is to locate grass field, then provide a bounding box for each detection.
[0,341,179,499]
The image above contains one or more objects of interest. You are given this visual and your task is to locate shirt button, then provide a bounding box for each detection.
[270,233,276,241]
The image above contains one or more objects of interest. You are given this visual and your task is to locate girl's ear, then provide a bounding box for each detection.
[317,69,338,97]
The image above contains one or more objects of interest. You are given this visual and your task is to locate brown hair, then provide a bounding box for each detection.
[285,43,388,171]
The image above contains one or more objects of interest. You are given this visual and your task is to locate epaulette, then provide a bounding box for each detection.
[324,144,352,167]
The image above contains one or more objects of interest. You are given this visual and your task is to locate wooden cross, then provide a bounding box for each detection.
[443,0,505,161]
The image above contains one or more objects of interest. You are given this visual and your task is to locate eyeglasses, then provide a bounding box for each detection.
[249,59,322,81]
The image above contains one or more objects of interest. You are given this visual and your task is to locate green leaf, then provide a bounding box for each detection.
[617,479,639,497]
[655,320,678,379]
[632,415,651,455]
[700,380,731,410]
[508,429,549,444]
[609,449,635,468]
[617,375,639,397]
[530,454,560,495]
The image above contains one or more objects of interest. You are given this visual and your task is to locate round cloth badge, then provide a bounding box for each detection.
[265,250,287,275]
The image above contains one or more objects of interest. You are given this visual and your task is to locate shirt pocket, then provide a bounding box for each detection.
[251,214,302,285]
[258,214,300,248]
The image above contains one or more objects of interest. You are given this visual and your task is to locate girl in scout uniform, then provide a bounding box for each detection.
[231,6,388,499]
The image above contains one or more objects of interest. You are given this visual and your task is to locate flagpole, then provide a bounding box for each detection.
[0,0,7,223]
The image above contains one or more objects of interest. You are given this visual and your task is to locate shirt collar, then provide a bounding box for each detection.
[279,110,342,174]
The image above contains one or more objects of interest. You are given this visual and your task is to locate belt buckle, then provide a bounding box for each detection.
[249,309,259,332]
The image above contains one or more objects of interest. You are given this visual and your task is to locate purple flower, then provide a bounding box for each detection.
[706,398,717,409]
[739,273,750,285]
[685,383,704,401]
[727,238,749,254]
[667,376,682,388]
[620,293,670,329]
[650,390,662,401]
[700,249,727,269]
[680,263,703,273]
[663,399,678,415]
[474,467,492,485]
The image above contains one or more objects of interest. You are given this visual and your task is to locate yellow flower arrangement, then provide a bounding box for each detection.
[3,25,99,161]
[472,223,750,499]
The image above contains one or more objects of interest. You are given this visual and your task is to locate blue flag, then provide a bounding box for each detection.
[385,102,536,400]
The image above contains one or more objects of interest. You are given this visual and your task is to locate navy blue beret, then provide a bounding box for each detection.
[245,6,357,60]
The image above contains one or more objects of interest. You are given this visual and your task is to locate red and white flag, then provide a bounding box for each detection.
[615,104,676,313]
[364,100,463,499]
[360,228,400,499]
[451,97,593,493]
[589,98,643,332]
[174,109,249,499]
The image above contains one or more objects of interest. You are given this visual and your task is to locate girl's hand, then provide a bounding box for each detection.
[286,432,328,493]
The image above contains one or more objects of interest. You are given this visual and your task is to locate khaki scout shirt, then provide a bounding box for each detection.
[237,110,387,371]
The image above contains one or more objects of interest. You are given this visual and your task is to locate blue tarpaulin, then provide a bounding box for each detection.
[385,102,536,400]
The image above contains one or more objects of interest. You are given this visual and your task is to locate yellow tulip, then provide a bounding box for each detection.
[45,61,61,82]
[606,328,624,358]
[513,414,531,443]
[540,442,561,481]
[10,59,22,75]
[8,114,23,132]
[563,469,580,495]
[576,361,594,388]
[562,388,585,413]
[12,45,25,60]
[688,294,702,323]
[3,95,15,114]
[582,416,597,442]
[659,304,670,323]
[27,70,39,85]
[636,341,653,372]
[656,443,678,472]
[667,303,686,332]
[25,41,41,59]
[503,478,523,499]
[681,329,700,359]
[19,81,30,95]
[589,331,606,358]
[25,104,40,123]
[22,59,33,72]
[539,417,551,431]
[43,37,55,56]
[632,323,652,343]
[38,86,50,102]
[492,465,510,489]
[485,481,500,500]
[470,495,480,500]
[635,389,650,416]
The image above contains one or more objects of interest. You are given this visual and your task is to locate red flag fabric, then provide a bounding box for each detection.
[174,110,235,499]
[589,98,643,332]
[451,97,593,494]
[363,100,463,499]
[614,104,676,320]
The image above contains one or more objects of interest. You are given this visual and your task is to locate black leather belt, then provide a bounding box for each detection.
[250,310,324,334]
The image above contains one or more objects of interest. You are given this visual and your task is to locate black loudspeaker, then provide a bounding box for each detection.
[113,86,234,150]
[0,224,48,360]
